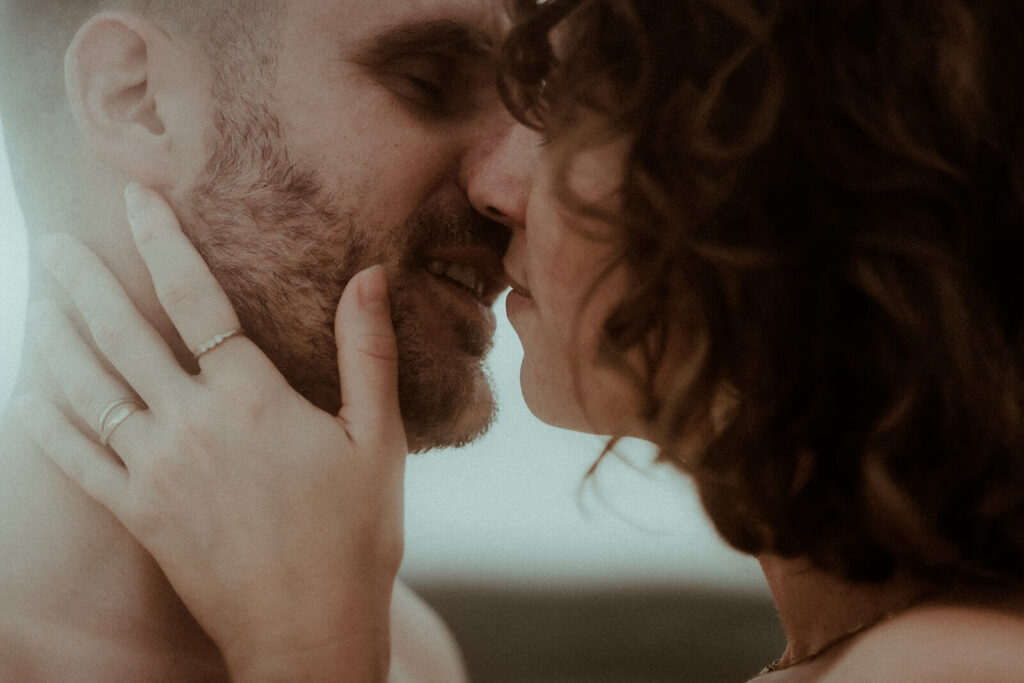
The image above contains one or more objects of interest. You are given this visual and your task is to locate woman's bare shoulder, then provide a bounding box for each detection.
[824,600,1024,682]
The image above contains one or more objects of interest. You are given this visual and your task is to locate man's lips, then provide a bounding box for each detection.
[423,245,509,305]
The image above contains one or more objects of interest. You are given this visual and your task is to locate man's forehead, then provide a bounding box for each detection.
[301,0,509,47]
[367,0,508,25]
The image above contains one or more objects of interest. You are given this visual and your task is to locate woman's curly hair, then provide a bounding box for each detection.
[500,0,1024,585]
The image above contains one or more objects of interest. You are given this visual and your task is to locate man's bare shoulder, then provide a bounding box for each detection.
[823,601,1024,682]
[389,580,468,683]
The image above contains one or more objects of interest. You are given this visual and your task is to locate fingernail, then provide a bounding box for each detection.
[358,265,390,314]
[124,183,149,223]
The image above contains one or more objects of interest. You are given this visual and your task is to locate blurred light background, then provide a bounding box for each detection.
[1,115,29,413]
[1,112,782,681]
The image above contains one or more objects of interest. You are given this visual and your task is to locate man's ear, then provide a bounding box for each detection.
[64,12,212,189]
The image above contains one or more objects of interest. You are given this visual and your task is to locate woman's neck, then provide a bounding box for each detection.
[758,554,934,669]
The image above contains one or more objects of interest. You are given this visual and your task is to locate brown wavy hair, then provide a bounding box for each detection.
[500,0,1024,585]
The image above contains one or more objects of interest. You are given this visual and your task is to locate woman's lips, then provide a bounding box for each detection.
[504,272,532,300]
[504,271,534,320]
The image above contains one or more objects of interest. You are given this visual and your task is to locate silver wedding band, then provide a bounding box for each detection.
[97,397,145,447]
[193,328,244,361]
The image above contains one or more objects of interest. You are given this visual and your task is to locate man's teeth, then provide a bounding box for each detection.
[426,260,485,298]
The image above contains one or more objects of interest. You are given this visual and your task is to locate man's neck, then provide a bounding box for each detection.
[0,330,226,678]
[758,554,933,669]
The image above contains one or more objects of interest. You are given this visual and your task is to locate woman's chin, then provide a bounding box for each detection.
[518,372,647,438]
[517,370,585,432]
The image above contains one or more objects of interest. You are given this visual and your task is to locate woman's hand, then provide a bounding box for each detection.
[15,184,406,681]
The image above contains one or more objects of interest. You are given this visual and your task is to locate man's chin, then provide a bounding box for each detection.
[294,378,495,454]
[272,343,497,454]
[404,381,497,454]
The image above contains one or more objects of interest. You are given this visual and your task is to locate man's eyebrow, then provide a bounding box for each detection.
[353,20,498,64]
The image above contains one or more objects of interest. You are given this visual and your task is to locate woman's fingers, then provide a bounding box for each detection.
[37,233,185,403]
[335,266,406,455]
[124,184,249,373]
[28,300,148,456]
[12,394,130,518]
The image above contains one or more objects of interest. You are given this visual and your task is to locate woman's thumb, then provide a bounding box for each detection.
[334,265,405,452]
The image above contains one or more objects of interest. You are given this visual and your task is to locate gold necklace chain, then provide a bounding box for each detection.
[757,590,936,677]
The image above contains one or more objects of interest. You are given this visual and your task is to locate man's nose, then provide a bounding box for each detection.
[461,119,539,229]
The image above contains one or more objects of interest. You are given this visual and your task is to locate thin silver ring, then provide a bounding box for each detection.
[193,328,244,361]
[97,397,144,447]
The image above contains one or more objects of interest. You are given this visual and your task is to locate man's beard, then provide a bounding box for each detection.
[175,99,505,452]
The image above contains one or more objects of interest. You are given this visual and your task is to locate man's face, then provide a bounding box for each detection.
[177,0,514,452]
